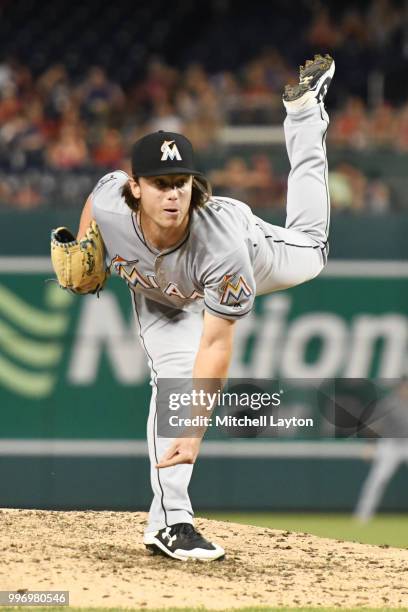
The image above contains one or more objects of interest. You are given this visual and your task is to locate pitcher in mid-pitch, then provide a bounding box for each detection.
[74,54,335,561]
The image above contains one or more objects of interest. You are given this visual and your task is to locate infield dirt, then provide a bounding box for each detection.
[1,509,408,609]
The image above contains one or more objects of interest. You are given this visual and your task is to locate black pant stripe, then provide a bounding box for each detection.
[132,291,168,528]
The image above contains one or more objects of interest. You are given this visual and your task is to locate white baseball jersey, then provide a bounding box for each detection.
[92,171,257,319]
[92,168,326,321]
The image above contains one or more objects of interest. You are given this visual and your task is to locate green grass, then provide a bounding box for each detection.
[201,512,408,548]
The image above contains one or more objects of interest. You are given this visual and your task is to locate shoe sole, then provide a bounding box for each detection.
[144,535,225,562]
[145,542,188,561]
[283,55,335,102]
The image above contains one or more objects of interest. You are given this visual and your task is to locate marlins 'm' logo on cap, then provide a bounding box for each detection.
[161,140,182,161]
[131,130,204,177]
[219,273,253,305]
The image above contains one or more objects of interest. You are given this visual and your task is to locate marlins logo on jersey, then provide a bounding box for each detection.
[219,273,253,306]
[111,255,203,300]
[112,255,157,288]
[161,140,182,161]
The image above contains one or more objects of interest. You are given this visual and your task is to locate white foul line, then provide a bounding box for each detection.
[0,439,373,459]
[321,260,408,277]
[0,257,406,277]
[0,257,53,273]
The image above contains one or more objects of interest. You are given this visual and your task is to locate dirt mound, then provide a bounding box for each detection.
[1,509,408,609]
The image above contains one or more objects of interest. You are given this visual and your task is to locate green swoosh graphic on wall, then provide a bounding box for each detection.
[0,282,74,398]
[0,353,54,398]
[0,319,62,366]
[0,284,68,336]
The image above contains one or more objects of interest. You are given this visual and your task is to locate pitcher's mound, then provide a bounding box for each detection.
[1,509,408,609]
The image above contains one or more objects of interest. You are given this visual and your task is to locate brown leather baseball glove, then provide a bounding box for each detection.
[50,220,109,295]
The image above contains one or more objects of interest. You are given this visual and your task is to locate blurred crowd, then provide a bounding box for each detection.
[331,98,408,151]
[0,53,292,174]
[0,0,407,212]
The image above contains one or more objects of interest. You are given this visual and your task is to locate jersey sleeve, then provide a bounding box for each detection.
[90,171,131,267]
[203,245,255,320]
[91,170,130,216]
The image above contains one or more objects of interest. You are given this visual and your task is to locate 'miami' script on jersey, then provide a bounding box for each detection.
[92,171,281,321]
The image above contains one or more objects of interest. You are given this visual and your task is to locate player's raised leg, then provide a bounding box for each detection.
[256,55,335,293]
[283,54,335,251]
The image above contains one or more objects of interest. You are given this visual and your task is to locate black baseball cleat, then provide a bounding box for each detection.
[283,54,335,112]
[144,523,225,561]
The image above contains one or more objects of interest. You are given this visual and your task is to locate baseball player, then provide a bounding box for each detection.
[51,55,334,561]
[354,378,408,521]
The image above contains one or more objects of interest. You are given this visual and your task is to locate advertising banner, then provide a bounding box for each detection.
[1,259,406,441]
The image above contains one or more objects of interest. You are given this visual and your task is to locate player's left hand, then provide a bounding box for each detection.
[156,437,201,469]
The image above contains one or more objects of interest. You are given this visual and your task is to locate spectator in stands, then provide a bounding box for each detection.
[307,7,341,49]
[37,64,71,121]
[0,178,12,206]
[370,103,398,148]
[183,119,218,152]
[210,71,241,121]
[367,0,402,48]
[147,101,184,133]
[184,64,210,99]
[46,124,88,170]
[238,59,277,124]
[394,103,408,151]
[329,163,367,212]
[329,163,392,213]
[249,154,284,209]
[133,58,178,114]
[92,128,125,169]
[10,184,43,210]
[341,8,370,47]
[0,82,20,124]
[0,174,43,210]
[0,102,46,170]
[210,157,253,202]
[0,59,14,93]
[365,177,391,214]
[210,155,283,209]
[330,97,369,149]
[78,66,125,121]
[261,47,292,94]
[174,87,198,123]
